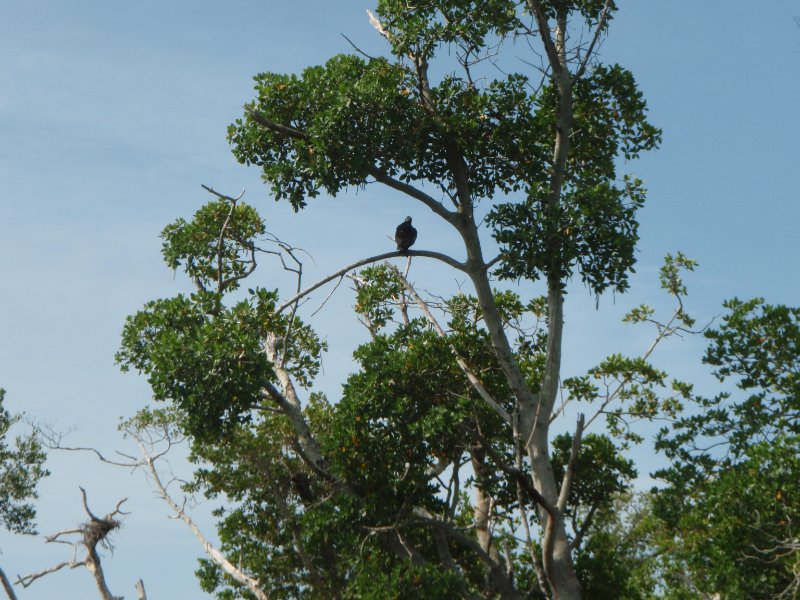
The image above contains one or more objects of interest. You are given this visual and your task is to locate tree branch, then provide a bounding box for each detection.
[526,1,564,76]
[572,0,613,81]
[365,166,458,223]
[277,250,467,313]
[17,490,127,600]
[0,566,18,600]
[557,413,585,513]
[131,435,269,600]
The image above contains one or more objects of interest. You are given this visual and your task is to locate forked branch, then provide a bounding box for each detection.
[16,489,128,600]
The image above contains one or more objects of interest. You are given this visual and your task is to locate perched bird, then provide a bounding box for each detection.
[395,216,417,253]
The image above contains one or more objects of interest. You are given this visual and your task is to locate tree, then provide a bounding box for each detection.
[0,389,48,599]
[654,299,800,599]
[116,2,676,598]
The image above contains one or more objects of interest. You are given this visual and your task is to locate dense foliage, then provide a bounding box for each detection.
[654,300,800,598]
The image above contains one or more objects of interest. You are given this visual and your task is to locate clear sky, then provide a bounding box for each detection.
[1,1,798,598]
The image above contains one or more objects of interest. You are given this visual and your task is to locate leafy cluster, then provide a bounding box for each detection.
[161,199,265,292]
[0,389,48,537]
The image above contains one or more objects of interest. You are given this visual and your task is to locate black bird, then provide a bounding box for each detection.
[395,216,417,253]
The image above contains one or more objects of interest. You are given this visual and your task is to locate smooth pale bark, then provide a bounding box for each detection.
[0,567,18,600]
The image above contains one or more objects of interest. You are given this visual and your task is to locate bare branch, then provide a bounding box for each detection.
[526,1,564,75]
[135,579,147,600]
[341,33,377,60]
[17,490,126,600]
[277,250,467,313]
[573,0,613,81]
[0,566,19,600]
[366,10,391,42]
[16,560,79,589]
[556,414,585,513]
[130,434,269,600]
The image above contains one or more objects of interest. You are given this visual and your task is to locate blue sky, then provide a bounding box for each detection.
[1,1,799,598]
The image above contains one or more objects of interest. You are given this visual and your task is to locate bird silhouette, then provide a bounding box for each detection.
[395,216,417,254]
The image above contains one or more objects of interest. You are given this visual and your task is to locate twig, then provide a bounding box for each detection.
[572,0,613,81]
[341,33,377,60]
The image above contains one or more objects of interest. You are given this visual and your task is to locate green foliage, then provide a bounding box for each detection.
[488,62,661,294]
[0,389,48,536]
[116,291,277,440]
[161,199,265,292]
[563,354,683,446]
[230,5,659,297]
[329,319,507,516]
[345,562,471,599]
[551,433,636,518]
[118,199,326,441]
[353,265,405,330]
[572,494,662,600]
[654,298,800,598]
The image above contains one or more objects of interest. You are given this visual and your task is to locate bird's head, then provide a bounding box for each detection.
[405,216,412,224]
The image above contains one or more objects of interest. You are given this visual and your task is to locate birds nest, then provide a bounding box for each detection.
[83,517,121,548]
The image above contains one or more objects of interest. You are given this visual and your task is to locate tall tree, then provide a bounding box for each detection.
[118,2,670,598]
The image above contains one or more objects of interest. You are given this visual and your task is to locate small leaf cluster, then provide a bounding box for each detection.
[161,199,265,292]
[564,354,682,445]
[353,265,405,330]
[0,389,48,536]
[375,0,519,60]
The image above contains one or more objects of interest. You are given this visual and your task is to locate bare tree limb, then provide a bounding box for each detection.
[130,435,269,600]
[17,490,127,600]
[572,0,613,81]
[0,566,19,600]
[135,579,147,600]
[277,250,467,313]
[557,413,585,513]
[526,1,564,76]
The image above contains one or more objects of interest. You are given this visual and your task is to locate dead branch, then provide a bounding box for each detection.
[16,489,128,600]
[572,0,613,81]
[135,579,147,600]
[556,413,585,513]
[277,250,468,313]
[128,433,269,600]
